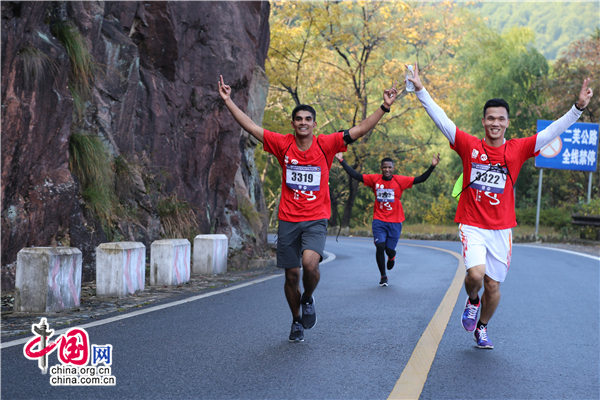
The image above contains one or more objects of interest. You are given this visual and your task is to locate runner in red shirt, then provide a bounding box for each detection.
[334,152,440,286]
[407,63,593,349]
[218,75,398,342]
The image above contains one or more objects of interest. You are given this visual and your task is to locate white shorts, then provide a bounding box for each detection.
[458,224,512,282]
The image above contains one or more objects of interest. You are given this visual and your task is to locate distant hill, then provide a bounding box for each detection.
[467,1,599,60]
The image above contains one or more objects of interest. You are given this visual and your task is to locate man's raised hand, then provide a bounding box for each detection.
[406,62,424,92]
[218,75,232,102]
[432,152,441,166]
[577,78,593,110]
[383,81,399,108]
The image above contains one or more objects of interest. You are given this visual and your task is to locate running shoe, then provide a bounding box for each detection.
[301,295,317,330]
[387,257,395,270]
[379,276,389,286]
[289,321,304,342]
[461,297,479,332]
[473,325,494,349]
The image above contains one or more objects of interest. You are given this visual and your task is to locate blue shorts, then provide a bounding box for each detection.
[372,219,402,250]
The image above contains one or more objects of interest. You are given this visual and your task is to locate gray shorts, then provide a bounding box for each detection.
[276,219,327,269]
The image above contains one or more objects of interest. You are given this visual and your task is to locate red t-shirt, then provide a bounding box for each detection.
[263,129,347,222]
[362,174,414,223]
[451,128,539,229]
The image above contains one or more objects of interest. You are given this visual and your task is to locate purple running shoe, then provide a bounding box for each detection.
[461,297,479,332]
[473,325,494,349]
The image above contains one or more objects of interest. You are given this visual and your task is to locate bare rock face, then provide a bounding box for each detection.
[1,1,270,289]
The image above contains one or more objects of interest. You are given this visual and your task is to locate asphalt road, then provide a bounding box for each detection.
[1,237,598,400]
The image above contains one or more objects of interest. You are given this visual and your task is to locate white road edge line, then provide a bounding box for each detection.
[515,244,599,261]
[1,250,336,349]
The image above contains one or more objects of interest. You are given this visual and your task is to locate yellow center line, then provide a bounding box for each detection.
[388,243,465,400]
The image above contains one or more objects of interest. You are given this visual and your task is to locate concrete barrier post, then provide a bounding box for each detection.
[14,247,82,313]
[193,234,228,275]
[96,242,146,297]
[150,239,191,286]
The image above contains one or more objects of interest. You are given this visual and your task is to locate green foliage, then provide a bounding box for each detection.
[19,45,57,89]
[69,133,112,188]
[157,193,199,241]
[69,132,119,231]
[515,206,574,230]
[469,2,599,60]
[543,31,599,124]
[574,199,600,240]
[423,194,456,225]
[579,198,600,216]
[453,23,549,137]
[81,186,116,224]
[51,21,97,117]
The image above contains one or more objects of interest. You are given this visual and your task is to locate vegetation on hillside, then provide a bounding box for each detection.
[468,1,599,60]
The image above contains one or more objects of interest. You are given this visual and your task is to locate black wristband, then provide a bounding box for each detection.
[575,103,586,112]
[380,104,390,113]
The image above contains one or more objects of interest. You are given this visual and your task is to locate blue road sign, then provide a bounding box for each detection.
[535,120,599,172]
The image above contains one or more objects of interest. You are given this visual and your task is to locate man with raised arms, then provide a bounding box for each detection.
[334,152,440,287]
[218,75,398,342]
[407,64,593,349]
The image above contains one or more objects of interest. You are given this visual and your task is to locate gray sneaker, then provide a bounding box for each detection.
[301,295,317,330]
[289,321,304,342]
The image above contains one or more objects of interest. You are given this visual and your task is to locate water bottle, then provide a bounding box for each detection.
[405,65,415,92]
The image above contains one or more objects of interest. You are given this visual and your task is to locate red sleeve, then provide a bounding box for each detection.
[317,132,348,167]
[450,128,474,159]
[263,129,289,161]
[518,134,540,161]
[395,175,414,190]
[362,174,378,188]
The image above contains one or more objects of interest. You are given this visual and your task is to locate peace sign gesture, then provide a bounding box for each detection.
[577,78,593,110]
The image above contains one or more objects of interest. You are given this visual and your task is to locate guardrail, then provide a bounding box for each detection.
[571,213,600,241]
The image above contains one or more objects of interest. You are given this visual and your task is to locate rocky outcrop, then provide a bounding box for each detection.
[1,1,270,289]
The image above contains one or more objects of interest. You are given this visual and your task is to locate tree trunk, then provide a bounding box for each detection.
[341,177,360,227]
[269,192,281,228]
[329,185,339,227]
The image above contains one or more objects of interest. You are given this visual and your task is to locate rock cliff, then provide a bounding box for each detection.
[1,1,271,289]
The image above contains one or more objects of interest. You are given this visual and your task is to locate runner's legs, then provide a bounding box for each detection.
[372,220,388,277]
[460,224,510,324]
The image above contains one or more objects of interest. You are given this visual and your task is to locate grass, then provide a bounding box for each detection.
[69,132,119,233]
[69,133,114,188]
[51,21,98,117]
[19,44,57,89]
[157,193,199,241]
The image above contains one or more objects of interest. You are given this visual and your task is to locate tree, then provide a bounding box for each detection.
[262,1,469,227]
[544,29,599,124]
[446,21,554,210]
[537,30,600,205]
